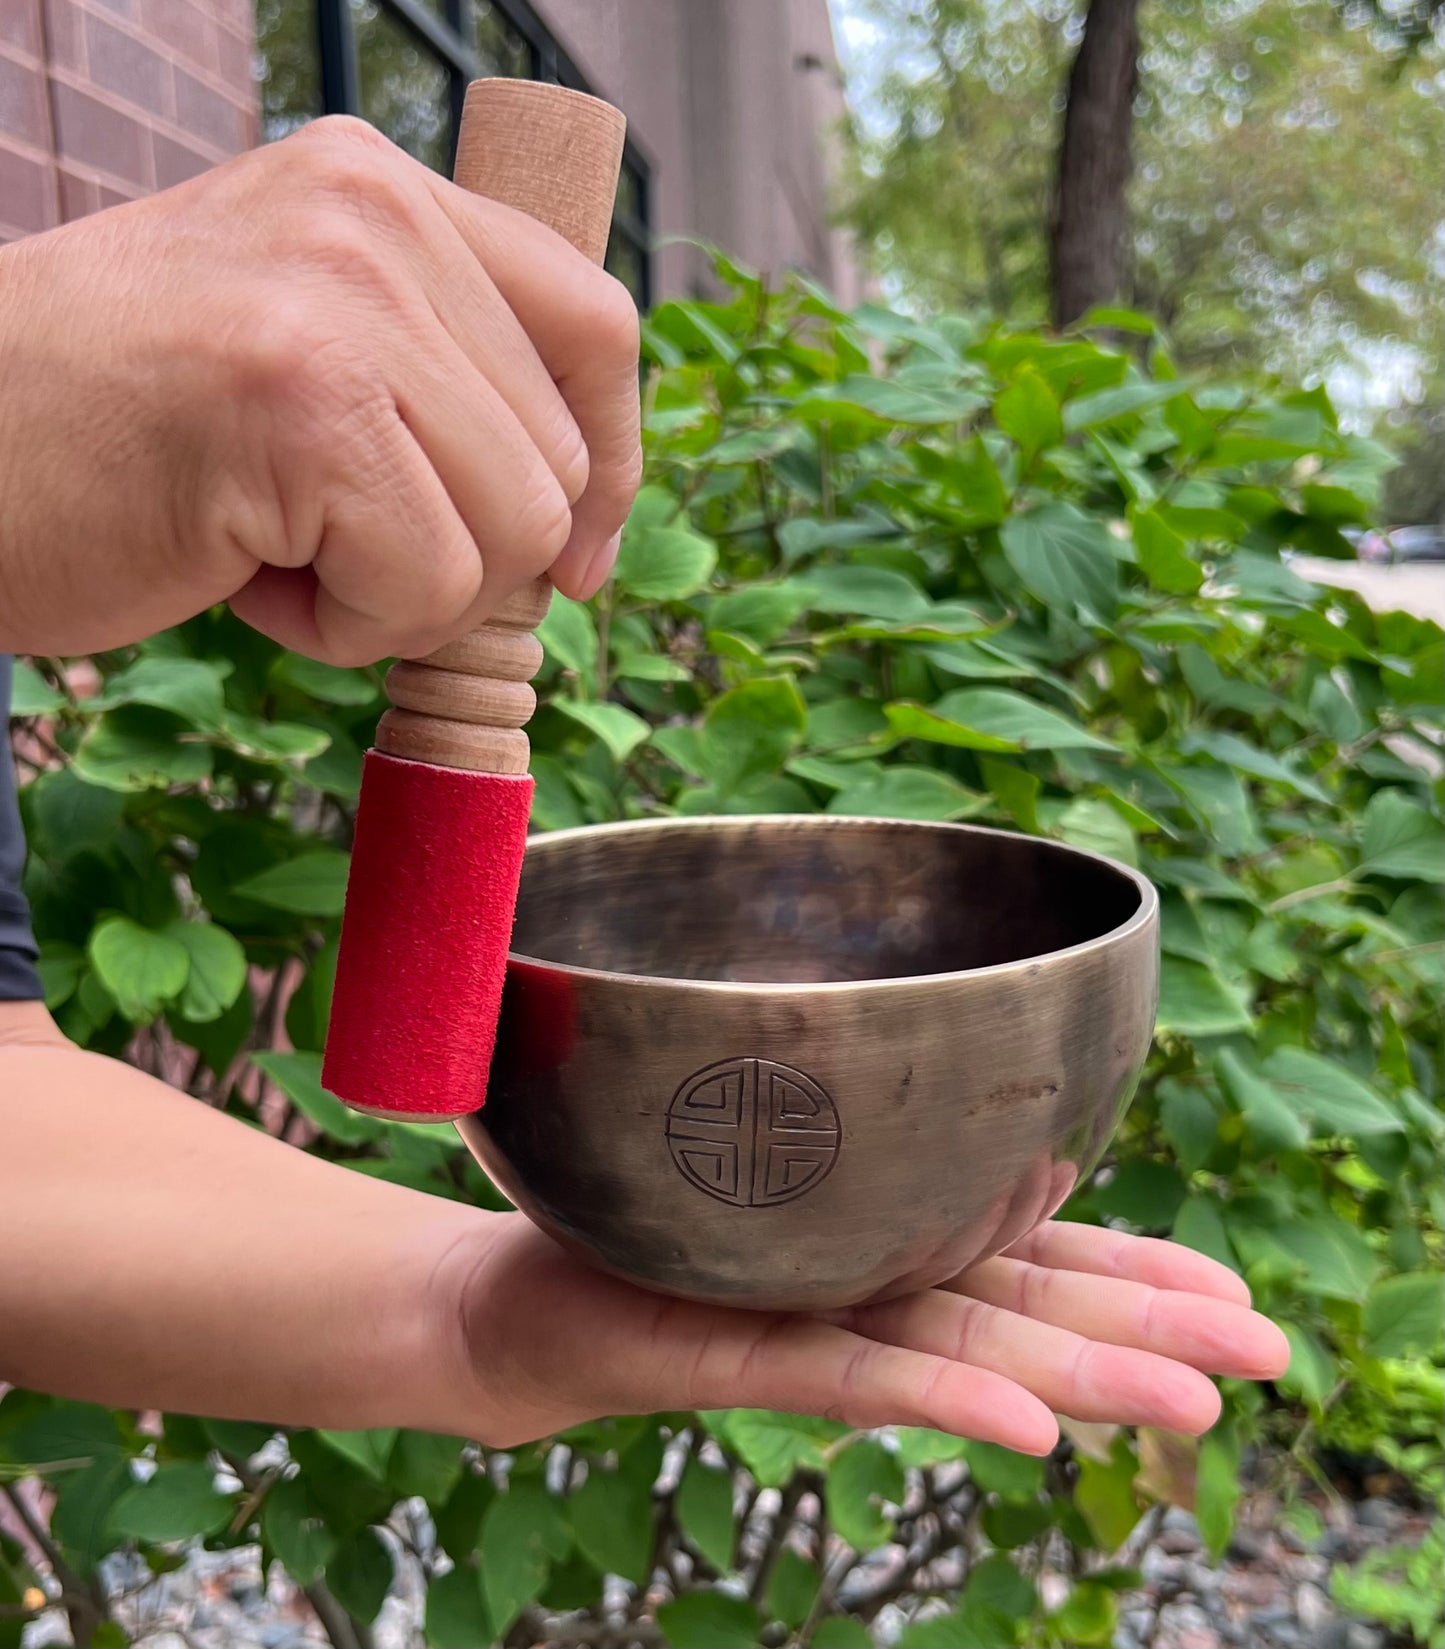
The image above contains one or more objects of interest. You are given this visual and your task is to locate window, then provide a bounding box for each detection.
[254,0,652,304]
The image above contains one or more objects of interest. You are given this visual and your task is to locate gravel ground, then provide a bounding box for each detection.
[1108,1491,1430,1649]
[18,1483,1430,1649]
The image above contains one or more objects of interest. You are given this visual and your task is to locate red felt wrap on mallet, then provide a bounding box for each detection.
[322,752,532,1118]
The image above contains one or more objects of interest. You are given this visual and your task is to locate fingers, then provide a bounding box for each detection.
[951,1257,1291,1382]
[831,1289,1224,1436]
[426,178,642,595]
[230,401,482,665]
[1003,1221,1254,1308]
[653,1302,1059,1456]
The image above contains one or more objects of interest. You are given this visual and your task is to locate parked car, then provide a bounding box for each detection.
[1358,525,1445,564]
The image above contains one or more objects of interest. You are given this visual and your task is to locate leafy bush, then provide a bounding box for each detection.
[3,264,1442,1648]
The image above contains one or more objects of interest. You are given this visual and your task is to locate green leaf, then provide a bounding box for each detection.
[892,1428,972,1470]
[387,1431,465,1504]
[251,1050,379,1146]
[1075,1436,1142,1551]
[529,753,586,831]
[1363,1273,1445,1358]
[1278,1324,1337,1408]
[1064,379,1187,430]
[676,1458,735,1573]
[1360,790,1445,882]
[1156,958,1253,1038]
[260,1477,335,1585]
[570,1469,652,1587]
[1054,796,1137,866]
[983,1495,1054,1549]
[811,1620,874,1649]
[537,595,599,679]
[1194,1427,1239,1561]
[707,584,811,645]
[425,1566,492,1649]
[1158,1081,1222,1172]
[699,677,808,794]
[767,1548,819,1628]
[1216,1050,1308,1154]
[554,699,651,762]
[50,1455,132,1573]
[1050,1580,1119,1647]
[616,487,717,600]
[1000,504,1118,619]
[201,1418,273,1459]
[8,1403,123,1470]
[36,941,83,1010]
[616,652,690,682]
[1261,1048,1402,1137]
[1177,730,1327,803]
[434,1470,495,1559]
[88,916,190,1022]
[233,850,351,916]
[1172,1194,1237,1271]
[90,657,227,726]
[979,756,1041,833]
[73,707,213,791]
[657,1591,764,1648]
[803,565,930,621]
[796,373,987,425]
[961,1441,1045,1498]
[108,1462,234,1544]
[1091,1161,1187,1229]
[898,1605,1008,1648]
[945,437,1009,526]
[995,367,1063,462]
[275,653,379,706]
[28,768,126,859]
[325,1527,393,1625]
[315,1429,397,1483]
[706,1410,846,1488]
[10,659,65,714]
[966,1553,1038,1618]
[478,1482,569,1629]
[1239,1214,1380,1302]
[166,921,247,1024]
[890,688,1112,754]
[1132,508,1203,594]
[219,714,331,764]
[828,1439,905,1550]
[828,765,984,822]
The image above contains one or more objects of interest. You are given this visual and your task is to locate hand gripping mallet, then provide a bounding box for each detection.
[322,79,626,1120]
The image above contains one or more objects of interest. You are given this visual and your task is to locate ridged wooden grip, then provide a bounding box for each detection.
[374,80,627,774]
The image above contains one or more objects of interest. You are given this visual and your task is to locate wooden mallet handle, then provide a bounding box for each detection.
[375,79,626,776]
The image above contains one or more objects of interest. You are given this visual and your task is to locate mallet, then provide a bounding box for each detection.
[322,78,626,1120]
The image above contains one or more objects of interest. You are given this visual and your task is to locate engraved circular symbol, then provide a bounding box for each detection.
[666,1058,841,1208]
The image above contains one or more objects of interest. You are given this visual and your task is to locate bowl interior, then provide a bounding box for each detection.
[513,818,1144,986]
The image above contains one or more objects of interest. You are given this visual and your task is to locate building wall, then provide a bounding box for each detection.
[0,0,855,301]
[0,0,256,242]
[544,0,857,300]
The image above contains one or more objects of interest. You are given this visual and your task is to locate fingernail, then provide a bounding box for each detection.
[581,531,622,597]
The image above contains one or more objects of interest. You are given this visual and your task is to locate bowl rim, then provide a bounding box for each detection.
[509,813,1160,996]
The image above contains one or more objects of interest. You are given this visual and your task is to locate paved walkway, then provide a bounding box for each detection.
[1292,557,1445,627]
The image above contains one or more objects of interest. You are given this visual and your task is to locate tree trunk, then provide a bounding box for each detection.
[1049,0,1142,328]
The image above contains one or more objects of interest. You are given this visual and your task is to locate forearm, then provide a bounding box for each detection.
[0,1008,485,1433]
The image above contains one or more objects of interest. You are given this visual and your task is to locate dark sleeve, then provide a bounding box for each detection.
[0,657,43,1000]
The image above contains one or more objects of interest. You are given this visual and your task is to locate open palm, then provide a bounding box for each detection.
[453,1215,1290,1453]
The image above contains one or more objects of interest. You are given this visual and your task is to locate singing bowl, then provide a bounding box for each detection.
[455,815,1159,1312]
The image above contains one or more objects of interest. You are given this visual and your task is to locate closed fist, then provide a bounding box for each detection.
[0,115,641,664]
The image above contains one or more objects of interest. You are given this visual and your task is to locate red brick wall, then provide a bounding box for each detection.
[0,0,258,242]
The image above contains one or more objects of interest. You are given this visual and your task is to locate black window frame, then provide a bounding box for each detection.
[310,0,652,306]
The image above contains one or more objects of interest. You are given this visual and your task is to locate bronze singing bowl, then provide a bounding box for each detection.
[455,815,1160,1312]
